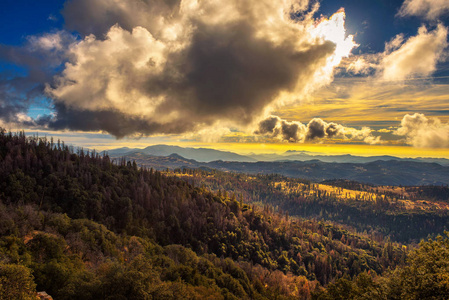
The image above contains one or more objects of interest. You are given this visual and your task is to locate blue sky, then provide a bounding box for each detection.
[0,0,448,154]
[321,0,417,52]
[0,0,431,51]
[0,0,64,45]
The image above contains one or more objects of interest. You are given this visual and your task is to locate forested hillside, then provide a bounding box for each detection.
[170,168,449,243]
[1,129,449,299]
[117,151,449,186]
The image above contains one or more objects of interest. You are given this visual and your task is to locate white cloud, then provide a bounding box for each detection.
[398,0,449,20]
[381,25,448,81]
[27,31,74,52]
[43,0,357,138]
[342,24,448,81]
[48,25,167,117]
[345,56,379,75]
[395,113,449,147]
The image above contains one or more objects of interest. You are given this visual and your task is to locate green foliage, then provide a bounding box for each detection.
[388,232,449,299]
[0,129,446,299]
[0,130,405,288]
[172,169,449,243]
[314,233,449,299]
[0,263,36,300]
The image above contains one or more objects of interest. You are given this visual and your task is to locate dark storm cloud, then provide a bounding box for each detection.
[255,115,379,144]
[62,0,182,39]
[325,122,342,137]
[0,92,27,122]
[281,121,304,142]
[0,79,44,123]
[255,115,306,142]
[306,118,326,140]
[2,0,358,138]
[305,118,344,140]
[44,0,342,137]
[256,116,281,135]
[38,103,195,138]
[0,70,45,126]
[150,21,336,125]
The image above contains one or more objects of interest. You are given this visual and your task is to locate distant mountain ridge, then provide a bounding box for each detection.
[104,144,449,166]
[250,152,449,165]
[104,144,257,162]
[114,151,449,186]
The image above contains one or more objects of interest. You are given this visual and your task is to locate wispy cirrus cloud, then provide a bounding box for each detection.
[398,0,449,20]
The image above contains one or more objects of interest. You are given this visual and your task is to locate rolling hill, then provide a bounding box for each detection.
[104,144,256,162]
[113,152,449,186]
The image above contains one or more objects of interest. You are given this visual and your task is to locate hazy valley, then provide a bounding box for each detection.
[106,145,449,186]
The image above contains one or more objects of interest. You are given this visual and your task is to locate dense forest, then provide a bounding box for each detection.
[1,129,449,299]
[170,168,449,243]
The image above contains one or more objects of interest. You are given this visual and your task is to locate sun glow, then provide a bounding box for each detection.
[312,9,358,68]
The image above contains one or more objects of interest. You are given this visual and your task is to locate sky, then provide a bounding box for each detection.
[0,0,449,157]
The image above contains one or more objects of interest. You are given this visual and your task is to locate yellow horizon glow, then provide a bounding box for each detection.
[92,140,449,159]
[10,128,449,158]
[183,142,449,158]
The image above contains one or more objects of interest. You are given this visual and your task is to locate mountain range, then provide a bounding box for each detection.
[104,144,257,162]
[108,151,449,186]
[104,144,449,166]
